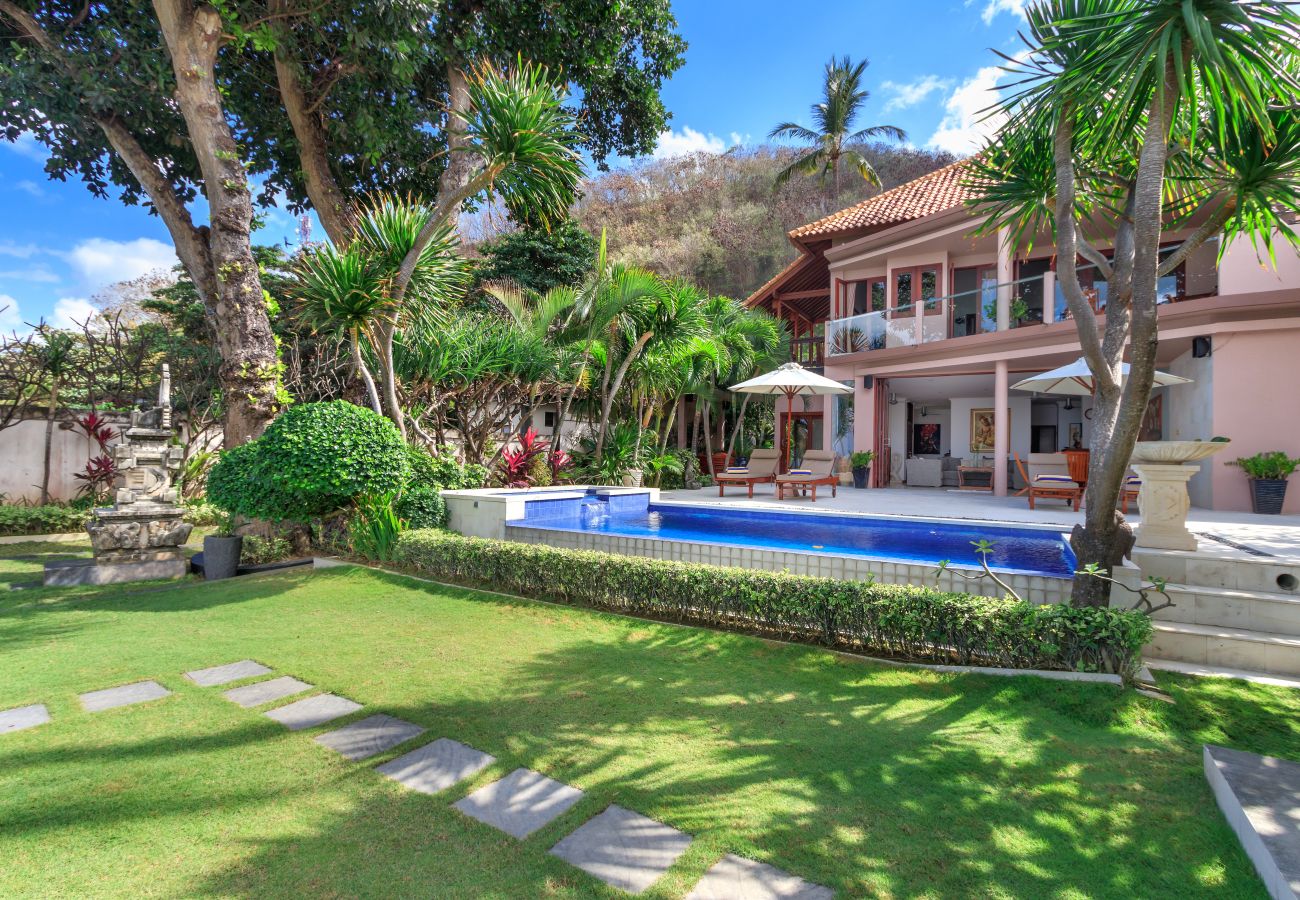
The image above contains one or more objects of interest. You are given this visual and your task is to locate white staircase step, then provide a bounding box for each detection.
[1151,583,1300,636]
[1150,622,1300,677]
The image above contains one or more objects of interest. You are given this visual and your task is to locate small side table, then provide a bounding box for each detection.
[957,466,994,491]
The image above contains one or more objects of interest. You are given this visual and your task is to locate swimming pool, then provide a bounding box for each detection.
[505,492,1076,578]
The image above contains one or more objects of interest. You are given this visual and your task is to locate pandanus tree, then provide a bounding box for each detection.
[970,0,1300,606]
[769,56,907,197]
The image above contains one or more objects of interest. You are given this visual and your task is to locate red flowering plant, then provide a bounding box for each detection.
[496,427,550,488]
[548,448,573,483]
[72,409,119,501]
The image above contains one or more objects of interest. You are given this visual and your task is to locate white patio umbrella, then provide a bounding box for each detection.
[1011,357,1191,395]
[730,362,851,470]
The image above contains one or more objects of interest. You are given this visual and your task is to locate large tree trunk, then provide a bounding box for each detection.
[153,0,281,446]
[269,4,354,245]
[725,393,751,459]
[594,332,653,461]
[39,377,57,505]
[436,63,477,233]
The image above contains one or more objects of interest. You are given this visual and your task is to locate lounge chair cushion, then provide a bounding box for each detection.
[788,468,812,476]
[724,467,749,474]
[1033,474,1076,484]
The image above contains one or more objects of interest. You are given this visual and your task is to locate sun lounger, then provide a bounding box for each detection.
[715,448,780,497]
[1027,473,1081,510]
[775,451,838,502]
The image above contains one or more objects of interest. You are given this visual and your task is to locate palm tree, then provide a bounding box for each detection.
[971,0,1300,606]
[769,56,906,197]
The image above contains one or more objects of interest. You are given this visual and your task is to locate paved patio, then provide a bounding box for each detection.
[660,485,1300,560]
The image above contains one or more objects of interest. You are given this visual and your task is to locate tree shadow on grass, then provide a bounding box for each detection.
[185,625,1267,899]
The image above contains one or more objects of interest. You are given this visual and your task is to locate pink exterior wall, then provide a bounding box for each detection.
[1211,328,1300,513]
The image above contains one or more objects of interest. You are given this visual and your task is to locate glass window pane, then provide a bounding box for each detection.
[851,282,868,315]
[896,272,912,307]
[870,281,886,312]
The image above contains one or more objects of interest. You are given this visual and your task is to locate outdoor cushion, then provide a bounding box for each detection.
[724,467,750,474]
[788,468,812,476]
[1126,476,1142,486]
[1033,474,1076,484]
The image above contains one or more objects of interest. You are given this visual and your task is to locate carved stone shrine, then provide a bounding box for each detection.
[45,364,194,586]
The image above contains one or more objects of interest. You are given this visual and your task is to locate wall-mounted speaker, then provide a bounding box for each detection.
[1192,336,1212,358]
[862,375,874,389]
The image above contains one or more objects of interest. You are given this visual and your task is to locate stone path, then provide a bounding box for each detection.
[79,680,171,712]
[224,676,313,708]
[685,854,836,900]
[375,738,495,794]
[550,804,692,894]
[185,660,272,686]
[6,658,836,897]
[264,693,363,731]
[454,767,585,839]
[314,714,424,761]
[0,704,50,734]
[1206,744,1300,899]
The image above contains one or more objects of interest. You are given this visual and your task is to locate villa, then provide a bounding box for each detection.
[746,160,1300,513]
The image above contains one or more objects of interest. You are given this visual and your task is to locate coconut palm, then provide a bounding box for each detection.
[970,0,1300,606]
[769,56,906,197]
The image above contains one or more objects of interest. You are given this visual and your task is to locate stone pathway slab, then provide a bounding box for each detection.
[223,676,313,709]
[314,714,424,761]
[375,738,495,794]
[186,660,272,687]
[264,694,362,731]
[0,704,50,734]
[79,680,171,712]
[550,804,692,894]
[454,767,583,839]
[685,854,834,900]
[1205,744,1300,899]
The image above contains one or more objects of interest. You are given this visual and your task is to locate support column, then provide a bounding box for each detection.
[1042,271,1056,324]
[996,226,1014,332]
[994,359,1009,496]
[853,376,875,488]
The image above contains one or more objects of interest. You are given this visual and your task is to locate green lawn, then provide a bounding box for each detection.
[1,543,1295,898]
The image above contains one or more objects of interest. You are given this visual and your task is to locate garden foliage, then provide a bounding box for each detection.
[207,401,409,522]
[396,530,1152,676]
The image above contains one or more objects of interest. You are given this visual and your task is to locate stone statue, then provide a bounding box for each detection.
[47,362,193,586]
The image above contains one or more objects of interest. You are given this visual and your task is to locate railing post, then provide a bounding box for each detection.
[997,227,1013,331]
[914,302,924,346]
[1042,271,1056,324]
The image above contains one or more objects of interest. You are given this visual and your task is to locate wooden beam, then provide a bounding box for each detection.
[775,288,831,301]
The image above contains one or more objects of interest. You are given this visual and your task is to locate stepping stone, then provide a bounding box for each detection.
[685,854,834,900]
[263,694,362,731]
[0,704,50,734]
[1205,744,1300,898]
[550,804,692,895]
[186,660,272,687]
[79,680,171,713]
[454,767,583,839]
[376,738,496,795]
[314,714,425,761]
[223,676,313,708]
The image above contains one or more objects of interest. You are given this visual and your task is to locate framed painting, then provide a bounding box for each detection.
[969,407,1009,453]
[912,423,941,455]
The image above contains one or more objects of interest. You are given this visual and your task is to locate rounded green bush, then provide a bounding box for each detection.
[394,483,447,529]
[207,401,410,522]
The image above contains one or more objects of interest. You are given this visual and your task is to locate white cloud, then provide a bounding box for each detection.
[926,64,1008,155]
[652,126,732,159]
[15,179,44,199]
[0,240,41,259]
[881,75,954,112]
[5,132,48,162]
[0,295,22,332]
[51,297,95,329]
[66,237,177,287]
[0,266,59,284]
[975,0,1028,25]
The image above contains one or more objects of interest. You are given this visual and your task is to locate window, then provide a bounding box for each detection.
[950,265,998,336]
[840,277,887,317]
[1053,245,1186,319]
[544,411,556,428]
[891,264,942,316]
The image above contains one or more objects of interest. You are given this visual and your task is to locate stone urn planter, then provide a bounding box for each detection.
[203,534,243,581]
[1129,440,1230,551]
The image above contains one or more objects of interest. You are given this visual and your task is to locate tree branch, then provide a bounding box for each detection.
[1159,199,1237,276]
[1075,235,1114,280]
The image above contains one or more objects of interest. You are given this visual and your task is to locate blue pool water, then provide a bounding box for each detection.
[507,492,1076,578]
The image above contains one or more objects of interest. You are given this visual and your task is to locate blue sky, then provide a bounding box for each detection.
[0,0,1026,330]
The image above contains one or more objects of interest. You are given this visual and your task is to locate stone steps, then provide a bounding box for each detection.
[1151,583,1300,637]
[1149,621,1300,677]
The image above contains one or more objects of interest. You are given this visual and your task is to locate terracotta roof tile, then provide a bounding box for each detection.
[789,159,978,240]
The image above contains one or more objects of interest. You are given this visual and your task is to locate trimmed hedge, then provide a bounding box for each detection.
[0,505,90,537]
[395,530,1152,677]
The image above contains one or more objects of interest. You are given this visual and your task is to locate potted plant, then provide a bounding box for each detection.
[1235,451,1300,515]
[982,296,1033,327]
[850,450,875,489]
[203,510,243,581]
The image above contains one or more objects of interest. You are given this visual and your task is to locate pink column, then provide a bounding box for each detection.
[994,359,1009,496]
[853,376,875,486]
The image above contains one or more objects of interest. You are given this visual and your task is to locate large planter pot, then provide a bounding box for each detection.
[852,465,871,489]
[203,534,243,581]
[1249,478,1289,515]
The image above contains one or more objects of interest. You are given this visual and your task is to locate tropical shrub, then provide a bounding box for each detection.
[496,427,550,487]
[240,535,294,566]
[395,530,1152,676]
[207,401,409,522]
[1235,451,1300,480]
[350,493,405,562]
[0,504,90,536]
[406,445,488,490]
[394,483,448,530]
